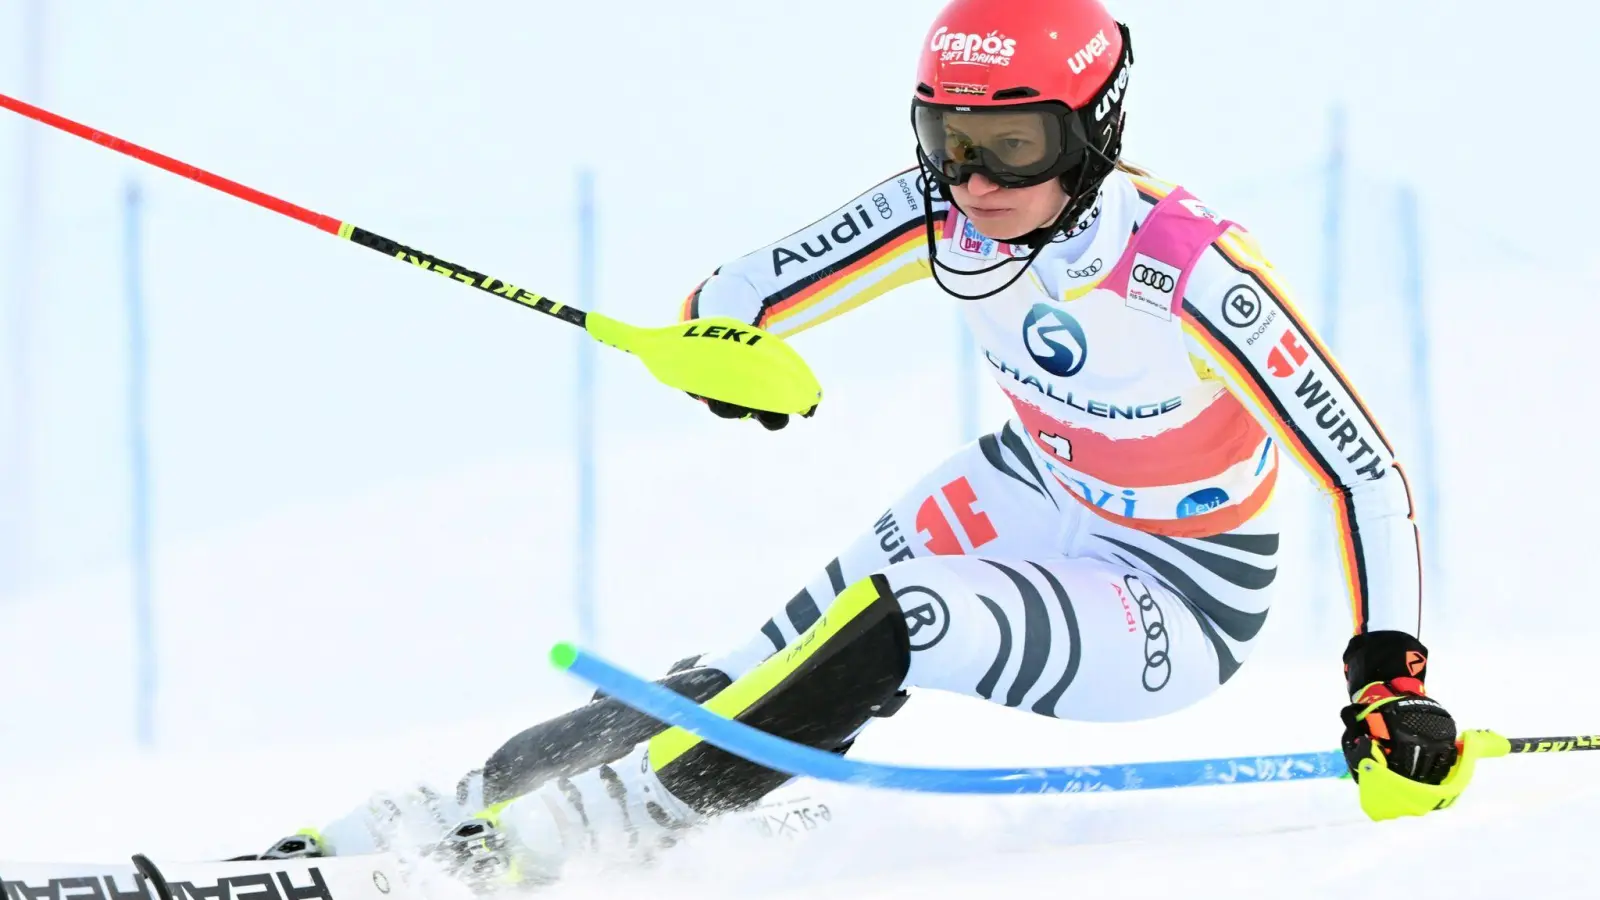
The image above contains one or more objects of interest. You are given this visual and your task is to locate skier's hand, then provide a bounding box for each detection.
[1339,631,1469,820]
[1340,631,1457,784]
[692,394,816,431]
[1341,681,1458,784]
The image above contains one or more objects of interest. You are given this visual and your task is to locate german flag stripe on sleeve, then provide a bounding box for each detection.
[1127,173,1178,207]
[1391,460,1424,634]
[1212,232,1395,455]
[673,166,932,336]
[755,217,929,331]
[679,277,708,323]
[1180,298,1372,632]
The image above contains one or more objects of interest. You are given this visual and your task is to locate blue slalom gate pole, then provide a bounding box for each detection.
[956,306,979,443]
[1,0,48,598]
[124,179,157,748]
[1396,185,1441,618]
[574,170,598,651]
[1313,106,1347,639]
[1321,106,1346,349]
[552,642,1350,794]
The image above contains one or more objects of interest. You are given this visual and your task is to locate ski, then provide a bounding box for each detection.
[0,787,835,900]
[743,790,838,841]
[0,853,412,900]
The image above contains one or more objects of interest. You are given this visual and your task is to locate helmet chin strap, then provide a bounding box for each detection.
[919,124,1121,303]
[920,168,1099,303]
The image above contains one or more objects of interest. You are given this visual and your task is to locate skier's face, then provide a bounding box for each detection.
[951,172,1069,242]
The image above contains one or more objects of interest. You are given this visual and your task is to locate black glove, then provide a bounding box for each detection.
[1339,630,1458,785]
[693,395,816,431]
[702,396,792,431]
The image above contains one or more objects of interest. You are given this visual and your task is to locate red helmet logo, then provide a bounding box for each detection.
[1069,29,1114,75]
[929,27,1019,67]
[915,0,1124,108]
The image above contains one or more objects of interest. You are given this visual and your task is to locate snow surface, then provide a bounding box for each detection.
[5,0,1600,896]
[6,657,1600,897]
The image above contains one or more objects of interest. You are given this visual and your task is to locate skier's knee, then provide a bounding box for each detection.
[871,555,969,650]
[650,573,910,812]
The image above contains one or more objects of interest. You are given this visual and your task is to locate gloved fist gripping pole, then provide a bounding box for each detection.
[0,91,823,419]
[1341,631,1456,784]
[1339,630,1486,821]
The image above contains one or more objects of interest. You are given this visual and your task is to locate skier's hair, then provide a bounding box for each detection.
[1114,160,1150,178]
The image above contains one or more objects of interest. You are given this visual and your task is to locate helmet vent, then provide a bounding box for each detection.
[916,82,937,97]
[990,87,1040,101]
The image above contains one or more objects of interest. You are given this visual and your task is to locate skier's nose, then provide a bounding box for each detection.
[965,172,1003,196]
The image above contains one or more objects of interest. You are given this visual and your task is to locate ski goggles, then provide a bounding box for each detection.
[912,101,1093,189]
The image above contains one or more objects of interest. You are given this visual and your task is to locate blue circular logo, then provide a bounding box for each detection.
[1176,487,1229,519]
[1021,303,1088,378]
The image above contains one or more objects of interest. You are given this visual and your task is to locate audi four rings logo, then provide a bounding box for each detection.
[871,192,894,219]
[1131,264,1175,293]
[1124,574,1170,692]
[1065,258,1103,278]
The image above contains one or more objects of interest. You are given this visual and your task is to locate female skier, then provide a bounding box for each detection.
[255,0,1462,881]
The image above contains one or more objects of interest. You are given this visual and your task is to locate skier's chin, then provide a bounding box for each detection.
[963,207,1041,242]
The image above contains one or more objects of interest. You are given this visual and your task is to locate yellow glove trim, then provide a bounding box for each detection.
[1355,693,1404,721]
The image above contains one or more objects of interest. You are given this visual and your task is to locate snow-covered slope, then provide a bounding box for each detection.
[4,651,1597,896]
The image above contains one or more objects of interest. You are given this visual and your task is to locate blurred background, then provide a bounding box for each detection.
[2,0,1599,864]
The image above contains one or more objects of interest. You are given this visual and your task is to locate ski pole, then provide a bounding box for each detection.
[0,91,821,415]
[1505,735,1600,753]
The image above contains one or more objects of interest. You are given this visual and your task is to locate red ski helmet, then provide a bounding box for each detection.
[912,0,1132,220]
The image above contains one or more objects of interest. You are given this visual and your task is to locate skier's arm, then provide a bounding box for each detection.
[1177,225,1422,640]
[1177,227,1466,806]
[680,168,939,338]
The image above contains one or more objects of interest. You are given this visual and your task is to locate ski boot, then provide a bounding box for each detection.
[434,742,701,888]
[240,783,468,862]
[440,576,910,884]
[430,816,529,891]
